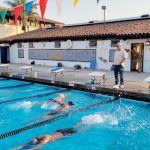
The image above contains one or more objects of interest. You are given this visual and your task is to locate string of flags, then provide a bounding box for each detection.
[0,0,101,25]
[0,10,7,23]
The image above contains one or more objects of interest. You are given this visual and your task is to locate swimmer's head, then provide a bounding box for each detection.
[68,101,74,106]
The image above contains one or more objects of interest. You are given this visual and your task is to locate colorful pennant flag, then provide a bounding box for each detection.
[39,0,48,19]
[0,10,7,23]
[57,0,63,16]
[74,0,79,8]
[25,0,34,15]
[97,0,100,4]
[14,5,23,25]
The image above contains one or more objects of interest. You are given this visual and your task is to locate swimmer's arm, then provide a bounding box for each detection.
[73,121,83,128]
[11,143,29,150]
[54,100,65,106]
[77,125,91,134]
[29,136,50,150]
[52,93,70,105]
[48,98,65,106]
[46,97,63,104]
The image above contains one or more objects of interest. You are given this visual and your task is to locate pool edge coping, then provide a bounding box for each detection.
[0,73,149,102]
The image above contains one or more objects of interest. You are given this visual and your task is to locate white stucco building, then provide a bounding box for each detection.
[0,16,150,73]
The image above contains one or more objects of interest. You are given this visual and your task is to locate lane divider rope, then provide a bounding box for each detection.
[0,88,71,105]
[0,96,120,140]
[0,83,34,89]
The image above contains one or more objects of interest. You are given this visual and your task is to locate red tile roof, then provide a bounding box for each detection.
[0,17,150,44]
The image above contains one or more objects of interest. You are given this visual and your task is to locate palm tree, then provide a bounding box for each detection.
[5,0,39,32]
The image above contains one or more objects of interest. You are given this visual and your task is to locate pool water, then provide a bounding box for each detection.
[0,78,149,150]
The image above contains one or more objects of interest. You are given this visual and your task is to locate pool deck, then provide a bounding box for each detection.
[0,63,149,101]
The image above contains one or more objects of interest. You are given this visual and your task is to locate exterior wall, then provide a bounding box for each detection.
[0,24,38,39]
[9,41,91,68]
[9,39,150,72]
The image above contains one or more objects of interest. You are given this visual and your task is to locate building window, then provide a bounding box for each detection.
[29,42,34,48]
[89,41,97,47]
[55,41,61,48]
[109,49,115,62]
[18,49,24,58]
[111,40,120,47]
[18,43,22,48]
[145,40,150,46]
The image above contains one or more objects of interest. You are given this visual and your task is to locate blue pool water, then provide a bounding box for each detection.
[0,78,149,150]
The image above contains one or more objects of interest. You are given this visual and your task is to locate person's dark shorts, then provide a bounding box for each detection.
[56,128,77,136]
[47,111,59,116]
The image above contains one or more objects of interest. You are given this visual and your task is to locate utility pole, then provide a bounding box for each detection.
[102,6,106,29]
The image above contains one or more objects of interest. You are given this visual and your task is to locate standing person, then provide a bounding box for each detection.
[113,42,127,89]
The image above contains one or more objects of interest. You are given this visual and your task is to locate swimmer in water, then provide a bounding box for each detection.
[32,93,74,119]
[46,100,74,116]
[45,93,71,106]
[36,93,71,107]
[44,93,74,116]
[13,121,91,150]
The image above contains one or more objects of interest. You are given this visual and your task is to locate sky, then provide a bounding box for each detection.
[0,0,150,24]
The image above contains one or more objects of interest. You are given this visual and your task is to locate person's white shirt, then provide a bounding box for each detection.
[114,49,127,66]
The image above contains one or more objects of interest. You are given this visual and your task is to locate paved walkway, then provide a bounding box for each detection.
[1,63,150,95]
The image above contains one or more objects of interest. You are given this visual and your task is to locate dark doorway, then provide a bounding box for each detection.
[131,43,144,72]
[1,47,9,63]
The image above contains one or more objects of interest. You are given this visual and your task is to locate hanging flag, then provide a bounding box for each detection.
[25,0,34,15]
[14,5,23,25]
[57,0,63,16]
[0,10,7,23]
[74,0,79,8]
[39,0,48,19]
[97,0,100,4]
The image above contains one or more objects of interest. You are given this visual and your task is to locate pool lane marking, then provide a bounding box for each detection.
[0,96,119,140]
[0,83,34,89]
[0,88,71,105]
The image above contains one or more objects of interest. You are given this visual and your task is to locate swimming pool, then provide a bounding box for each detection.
[0,77,149,149]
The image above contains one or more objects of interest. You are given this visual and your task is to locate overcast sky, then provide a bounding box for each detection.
[1,0,150,24]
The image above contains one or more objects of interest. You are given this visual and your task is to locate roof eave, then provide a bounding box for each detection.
[1,33,149,44]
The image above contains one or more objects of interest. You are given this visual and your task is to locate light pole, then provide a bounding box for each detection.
[102,6,106,28]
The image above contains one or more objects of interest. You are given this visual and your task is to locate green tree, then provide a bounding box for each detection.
[5,0,39,32]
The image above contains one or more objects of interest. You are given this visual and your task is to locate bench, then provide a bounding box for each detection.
[144,76,150,89]
[87,72,106,85]
[48,68,64,79]
[0,64,9,72]
[20,66,33,74]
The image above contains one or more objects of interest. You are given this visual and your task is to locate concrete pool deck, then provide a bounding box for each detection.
[0,63,149,101]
